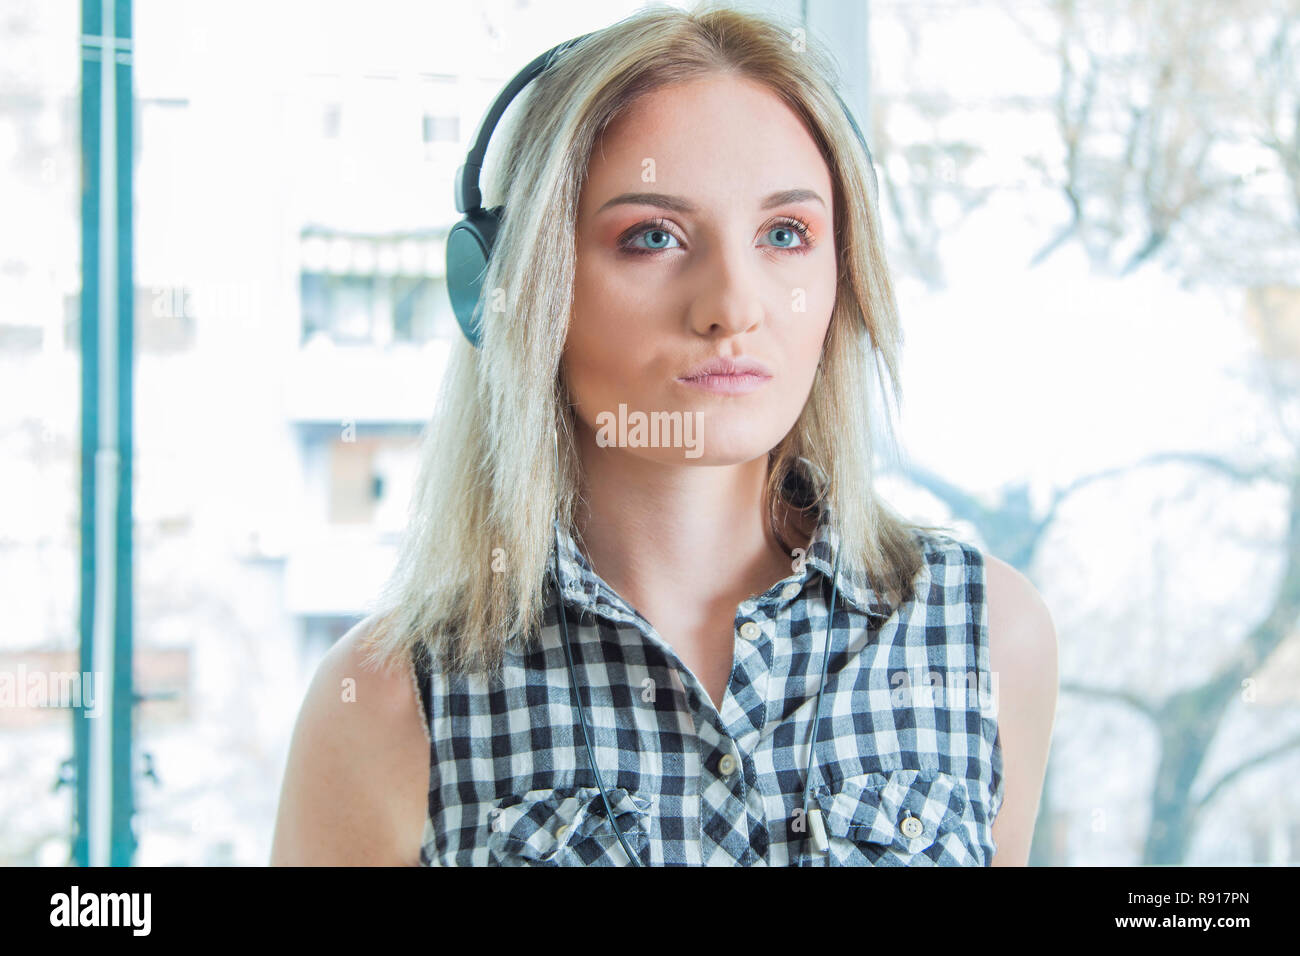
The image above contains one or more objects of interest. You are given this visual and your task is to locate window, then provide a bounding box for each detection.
[422,113,459,143]
[301,273,380,345]
[322,101,341,139]
[300,268,450,347]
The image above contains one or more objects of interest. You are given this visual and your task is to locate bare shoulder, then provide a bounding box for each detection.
[983,554,1058,668]
[270,613,430,866]
[981,553,1059,866]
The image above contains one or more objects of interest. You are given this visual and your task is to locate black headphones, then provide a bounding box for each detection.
[446,30,880,349]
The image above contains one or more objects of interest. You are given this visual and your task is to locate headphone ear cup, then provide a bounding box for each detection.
[446,206,502,348]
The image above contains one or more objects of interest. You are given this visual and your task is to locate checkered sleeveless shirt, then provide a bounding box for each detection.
[411,458,1004,865]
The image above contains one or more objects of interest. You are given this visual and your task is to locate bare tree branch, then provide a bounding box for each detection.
[1059,679,1158,720]
[1193,731,1300,813]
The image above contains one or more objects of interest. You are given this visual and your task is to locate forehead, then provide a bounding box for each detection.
[583,74,833,209]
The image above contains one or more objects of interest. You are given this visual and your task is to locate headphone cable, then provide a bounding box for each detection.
[554,522,645,867]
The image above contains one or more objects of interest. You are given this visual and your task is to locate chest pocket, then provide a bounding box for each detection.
[486,786,653,866]
[807,768,984,866]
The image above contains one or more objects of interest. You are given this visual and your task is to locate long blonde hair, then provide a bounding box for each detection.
[362,0,952,677]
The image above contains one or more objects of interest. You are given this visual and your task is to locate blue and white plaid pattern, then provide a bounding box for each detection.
[413,458,1004,865]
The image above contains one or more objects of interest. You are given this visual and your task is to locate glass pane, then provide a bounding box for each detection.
[0,0,81,866]
[867,0,1300,864]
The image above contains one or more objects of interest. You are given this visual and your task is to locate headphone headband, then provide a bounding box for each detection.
[454,32,596,215]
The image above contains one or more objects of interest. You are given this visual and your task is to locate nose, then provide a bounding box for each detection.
[685,238,766,338]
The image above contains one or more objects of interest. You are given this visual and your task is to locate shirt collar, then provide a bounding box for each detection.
[782,456,897,619]
[548,456,897,620]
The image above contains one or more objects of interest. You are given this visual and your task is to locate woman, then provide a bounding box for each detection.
[271,1,1057,866]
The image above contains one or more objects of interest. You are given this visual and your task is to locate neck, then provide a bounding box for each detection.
[571,426,812,615]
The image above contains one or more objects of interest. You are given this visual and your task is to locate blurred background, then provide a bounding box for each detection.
[2,0,1298,866]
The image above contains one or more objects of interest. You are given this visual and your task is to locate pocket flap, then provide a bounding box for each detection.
[815,768,970,856]
[488,786,652,864]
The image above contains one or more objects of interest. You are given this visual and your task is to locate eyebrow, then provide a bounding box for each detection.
[595,188,826,215]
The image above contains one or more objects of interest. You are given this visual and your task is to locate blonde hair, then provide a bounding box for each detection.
[362,0,952,677]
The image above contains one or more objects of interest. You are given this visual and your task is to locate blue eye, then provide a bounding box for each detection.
[762,221,810,249]
[623,221,681,253]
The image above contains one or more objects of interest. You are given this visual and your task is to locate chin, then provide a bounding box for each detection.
[623,435,778,467]
[584,394,796,465]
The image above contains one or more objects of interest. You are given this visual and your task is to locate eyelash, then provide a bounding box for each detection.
[617,216,816,257]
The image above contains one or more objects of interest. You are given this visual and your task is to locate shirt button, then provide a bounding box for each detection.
[781,582,801,601]
[739,620,761,641]
[555,823,570,842]
[718,753,738,777]
[899,815,923,839]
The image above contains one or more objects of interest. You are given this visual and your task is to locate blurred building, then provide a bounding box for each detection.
[0,0,578,865]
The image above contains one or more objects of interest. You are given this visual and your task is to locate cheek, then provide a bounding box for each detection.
[565,251,653,410]
[779,275,837,360]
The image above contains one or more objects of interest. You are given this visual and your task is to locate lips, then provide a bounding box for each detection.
[675,355,773,396]
[677,355,773,381]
